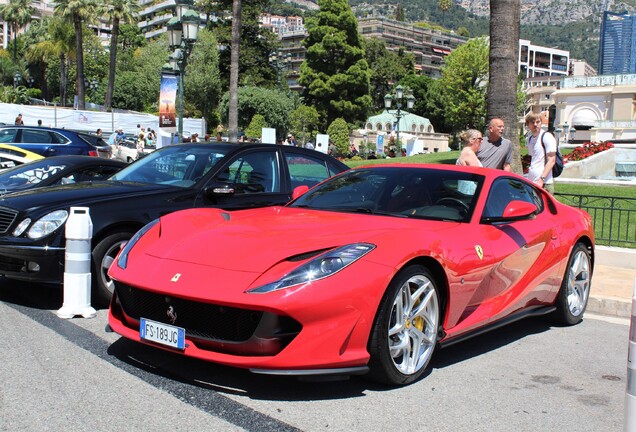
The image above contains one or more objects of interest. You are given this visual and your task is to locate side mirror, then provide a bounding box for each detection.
[482,200,537,223]
[502,200,537,220]
[291,185,309,200]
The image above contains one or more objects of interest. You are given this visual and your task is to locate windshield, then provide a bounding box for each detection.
[109,144,229,187]
[0,159,68,187]
[290,167,484,222]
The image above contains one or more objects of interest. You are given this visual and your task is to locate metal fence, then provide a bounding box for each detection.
[555,193,636,248]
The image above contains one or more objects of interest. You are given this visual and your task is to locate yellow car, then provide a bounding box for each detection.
[0,144,44,171]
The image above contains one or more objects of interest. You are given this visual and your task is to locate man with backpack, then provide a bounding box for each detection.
[525,112,557,194]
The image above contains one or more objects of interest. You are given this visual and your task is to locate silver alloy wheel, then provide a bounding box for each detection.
[567,249,591,316]
[100,240,128,295]
[388,274,439,375]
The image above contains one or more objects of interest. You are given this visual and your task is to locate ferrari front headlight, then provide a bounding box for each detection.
[247,243,375,294]
[116,219,159,269]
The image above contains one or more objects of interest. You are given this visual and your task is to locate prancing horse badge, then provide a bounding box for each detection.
[475,245,484,260]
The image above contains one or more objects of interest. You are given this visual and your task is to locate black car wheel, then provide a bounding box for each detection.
[553,242,592,325]
[368,265,440,386]
[92,231,134,307]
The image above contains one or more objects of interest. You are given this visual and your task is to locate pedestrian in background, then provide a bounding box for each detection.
[37,119,43,127]
[456,129,483,167]
[14,114,23,125]
[96,128,103,137]
[525,112,556,194]
[477,118,512,171]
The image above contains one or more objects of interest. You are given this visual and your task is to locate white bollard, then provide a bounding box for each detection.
[625,277,636,431]
[57,207,96,319]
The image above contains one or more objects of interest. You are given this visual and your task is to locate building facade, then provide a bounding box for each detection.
[599,11,636,75]
[518,39,569,79]
[357,17,467,78]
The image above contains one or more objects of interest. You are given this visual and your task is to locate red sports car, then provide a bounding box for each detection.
[107,164,594,386]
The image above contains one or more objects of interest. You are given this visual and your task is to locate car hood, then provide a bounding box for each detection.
[146,206,457,273]
[0,181,176,211]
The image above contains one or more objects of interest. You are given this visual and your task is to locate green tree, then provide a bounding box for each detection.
[112,38,166,112]
[26,17,76,106]
[436,37,489,135]
[54,0,98,110]
[184,28,222,126]
[218,86,294,136]
[289,104,321,146]
[102,0,139,111]
[326,117,351,156]
[488,0,522,173]
[0,0,35,63]
[363,37,415,112]
[228,0,241,140]
[395,3,404,21]
[298,0,372,130]
[438,0,452,27]
[244,113,268,139]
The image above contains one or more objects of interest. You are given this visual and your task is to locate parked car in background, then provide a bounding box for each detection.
[111,139,155,163]
[0,125,111,158]
[0,155,126,195]
[0,143,348,306]
[0,144,43,171]
[107,164,594,386]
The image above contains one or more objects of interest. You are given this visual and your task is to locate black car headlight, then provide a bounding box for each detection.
[247,243,375,294]
[13,210,69,239]
[116,219,159,269]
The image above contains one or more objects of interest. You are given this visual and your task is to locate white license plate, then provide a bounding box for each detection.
[140,318,185,350]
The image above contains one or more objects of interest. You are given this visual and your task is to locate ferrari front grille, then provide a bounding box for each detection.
[114,282,264,342]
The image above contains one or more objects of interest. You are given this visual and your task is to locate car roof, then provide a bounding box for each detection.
[0,125,93,136]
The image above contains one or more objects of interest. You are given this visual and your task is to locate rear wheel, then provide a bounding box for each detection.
[368,265,440,386]
[91,231,134,307]
[553,242,592,325]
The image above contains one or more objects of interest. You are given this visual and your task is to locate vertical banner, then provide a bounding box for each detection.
[159,73,178,132]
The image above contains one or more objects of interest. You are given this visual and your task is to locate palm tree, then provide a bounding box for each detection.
[54,0,98,110]
[101,0,139,111]
[227,0,241,141]
[487,0,521,173]
[26,17,76,107]
[0,0,35,63]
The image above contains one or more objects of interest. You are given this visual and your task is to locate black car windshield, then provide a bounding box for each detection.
[0,159,68,187]
[290,167,484,222]
[109,144,229,187]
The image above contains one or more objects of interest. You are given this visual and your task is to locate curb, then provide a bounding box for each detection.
[588,295,632,319]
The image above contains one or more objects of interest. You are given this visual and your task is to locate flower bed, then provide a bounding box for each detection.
[562,141,614,163]
[522,140,614,173]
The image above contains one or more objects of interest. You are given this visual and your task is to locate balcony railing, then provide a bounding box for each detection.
[555,193,636,247]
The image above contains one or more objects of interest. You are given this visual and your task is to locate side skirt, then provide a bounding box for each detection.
[438,305,556,349]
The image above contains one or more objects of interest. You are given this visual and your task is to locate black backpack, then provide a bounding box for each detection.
[539,132,564,178]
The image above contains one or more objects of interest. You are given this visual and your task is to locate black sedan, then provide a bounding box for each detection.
[0,143,348,306]
[0,125,111,158]
[0,156,126,195]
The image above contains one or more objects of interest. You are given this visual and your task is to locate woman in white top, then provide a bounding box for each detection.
[456,129,483,167]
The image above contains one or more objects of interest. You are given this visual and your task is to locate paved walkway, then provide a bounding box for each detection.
[587,246,636,318]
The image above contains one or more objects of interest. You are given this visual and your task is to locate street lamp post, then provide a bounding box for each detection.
[166,0,200,143]
[269,50,291,91]
[384,84,415,155]
[13,72,21,89]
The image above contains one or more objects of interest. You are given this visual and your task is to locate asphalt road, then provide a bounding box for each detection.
[0,281,629,432]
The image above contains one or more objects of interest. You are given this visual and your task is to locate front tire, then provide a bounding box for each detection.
[553,242,592,325]
[92,231,134,307]
[368,265,440,386]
